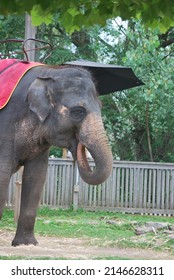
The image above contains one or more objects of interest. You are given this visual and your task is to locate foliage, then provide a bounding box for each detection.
[95,20,174,162]
[0,15,25,59]
[49,146,62,158]
[0,0,174,32]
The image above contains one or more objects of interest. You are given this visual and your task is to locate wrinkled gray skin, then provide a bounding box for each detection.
[0,65,113,246]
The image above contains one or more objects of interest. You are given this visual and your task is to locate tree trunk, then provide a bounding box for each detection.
[146,101,153,161]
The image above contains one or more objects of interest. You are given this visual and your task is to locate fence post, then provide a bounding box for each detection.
[62,148,68,158]
[73,184,79,211]
[73,162,80,211]
[14,167,23,223]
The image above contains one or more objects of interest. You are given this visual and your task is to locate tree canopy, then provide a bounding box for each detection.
[0,0,174,32]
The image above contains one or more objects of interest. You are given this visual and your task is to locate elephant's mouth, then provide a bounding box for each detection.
[69,140,92,173]
[68,137,79,160]
[77,142,92,173]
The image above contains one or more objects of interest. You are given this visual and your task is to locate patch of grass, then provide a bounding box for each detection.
[35,207,135,241]
[0,209,15,231]
[0,255,130,260]
[1,207,174,256]
[93,256,131,260]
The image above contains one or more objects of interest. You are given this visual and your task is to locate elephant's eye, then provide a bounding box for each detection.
[70,106,86,122]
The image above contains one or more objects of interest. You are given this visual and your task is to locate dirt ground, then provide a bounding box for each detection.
[0,230,174,259]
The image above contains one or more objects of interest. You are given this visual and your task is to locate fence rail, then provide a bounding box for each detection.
[7,159,174,215]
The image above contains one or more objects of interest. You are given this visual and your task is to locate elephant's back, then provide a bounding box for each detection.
[0,66,46,125]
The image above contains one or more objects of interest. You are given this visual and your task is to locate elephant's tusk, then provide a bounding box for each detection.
[77,142,92,173]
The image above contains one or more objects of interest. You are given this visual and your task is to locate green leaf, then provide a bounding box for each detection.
[31,5,53,26]
[67,7,80,17]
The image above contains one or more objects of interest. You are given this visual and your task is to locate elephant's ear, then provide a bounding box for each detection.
[27,77,55,122]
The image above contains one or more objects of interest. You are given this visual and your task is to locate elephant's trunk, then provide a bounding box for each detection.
[77,113,113,185]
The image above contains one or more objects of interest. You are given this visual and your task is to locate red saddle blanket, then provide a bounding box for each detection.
[0,59,43,109]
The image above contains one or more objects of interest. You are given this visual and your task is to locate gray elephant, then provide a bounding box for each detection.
[0,63,112,246]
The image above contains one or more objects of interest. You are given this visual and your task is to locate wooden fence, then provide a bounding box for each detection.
[7,159,174,216]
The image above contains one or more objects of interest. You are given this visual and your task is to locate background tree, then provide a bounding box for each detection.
[94,20,174,162]
[0,0,174,32]
[0,15,25,59]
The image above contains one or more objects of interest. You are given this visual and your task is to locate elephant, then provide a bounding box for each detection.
[0,63,113,246]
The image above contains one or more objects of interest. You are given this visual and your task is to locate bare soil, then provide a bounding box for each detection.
[0,230,174,259]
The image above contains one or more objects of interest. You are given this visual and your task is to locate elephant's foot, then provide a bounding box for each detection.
[12,214,38,246]
[12,234,38,247]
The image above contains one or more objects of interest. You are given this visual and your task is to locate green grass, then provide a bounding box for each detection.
[0,207,174,259]
[0,256,67,260]
[0,255,128,260]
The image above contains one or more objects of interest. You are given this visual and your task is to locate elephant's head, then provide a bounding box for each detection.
[27,66,113,185]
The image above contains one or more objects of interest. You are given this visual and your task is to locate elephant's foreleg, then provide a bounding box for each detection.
[0,162,12,219]
[12,151,49,246]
